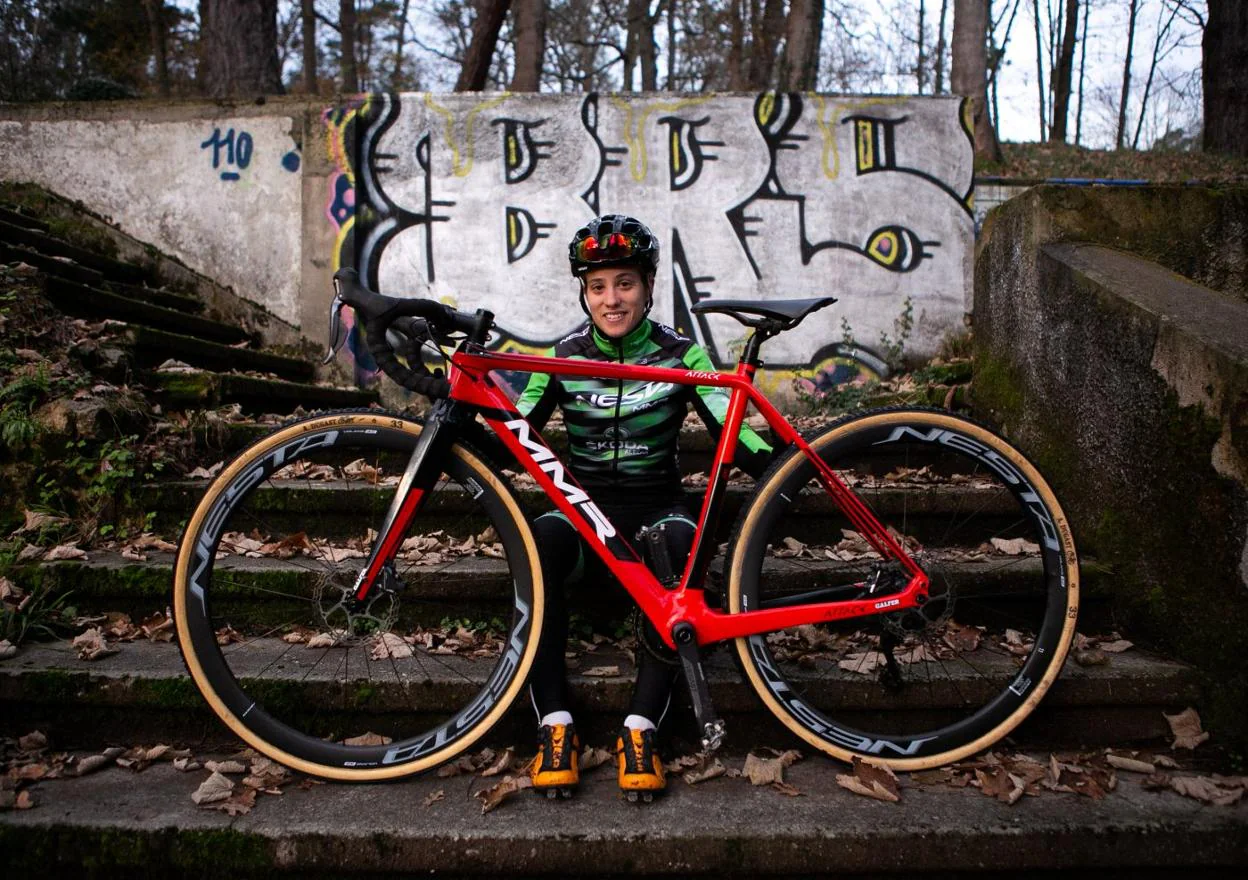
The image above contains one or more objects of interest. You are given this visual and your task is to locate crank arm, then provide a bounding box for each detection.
[672,622,726,752]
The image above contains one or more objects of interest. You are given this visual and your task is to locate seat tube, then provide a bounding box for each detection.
[678,366,754,597]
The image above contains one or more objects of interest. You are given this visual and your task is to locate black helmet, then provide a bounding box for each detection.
[568,214,660,278]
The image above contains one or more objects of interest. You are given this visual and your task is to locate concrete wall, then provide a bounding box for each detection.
[0,101,308,327]
[328,92,974,389]
[974,185,1248,743]
[1,93,975,391]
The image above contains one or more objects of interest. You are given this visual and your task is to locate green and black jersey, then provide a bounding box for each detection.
[516,318,772,507]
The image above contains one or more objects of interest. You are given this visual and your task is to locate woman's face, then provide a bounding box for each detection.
[584,267,650,339]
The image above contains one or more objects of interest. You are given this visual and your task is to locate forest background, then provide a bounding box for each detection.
[0,1,1241,164]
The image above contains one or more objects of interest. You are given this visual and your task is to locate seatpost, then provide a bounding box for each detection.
[740,319,783,366]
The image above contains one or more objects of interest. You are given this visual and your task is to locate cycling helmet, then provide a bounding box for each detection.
[568,214,660,278]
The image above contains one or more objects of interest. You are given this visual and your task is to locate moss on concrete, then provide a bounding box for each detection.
[975,188,1248,746]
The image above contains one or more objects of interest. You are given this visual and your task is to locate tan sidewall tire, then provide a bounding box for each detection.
[728,409,1079,770]
[173,413,544,781]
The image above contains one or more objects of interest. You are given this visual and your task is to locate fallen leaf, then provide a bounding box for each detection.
[214,788,257,816]
[771,781,803,796]
[837,650,886,674]
[173,757,202,772]
[836,756,902,803]
[342,732,392,747]
[18,509,69,533]
[74,748,124,776]
[1164,708,1210,750]
[44,543,87,561]
[422,789,445,807]
[741,750,800,785]
[306,631,344,649]
[580,746,613,772]
[580,665,621,677]
[1074,649,1109,667]
[205,760,247,774]
[474,774,532,814]
[369,632,413,660]
[1098,639,1134,653]
[0,640,15,661]
[18,731,47,752]
[990,537,1040,556]
[15,790,34,809]
[191,771,235,805]
[1106,754,1155,774]
[480,748,515,777]
[683,757,727,785]
[71,627,118,661]
[1170,775,1244,806]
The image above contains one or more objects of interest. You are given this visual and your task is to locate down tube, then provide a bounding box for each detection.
[465,382,678,637]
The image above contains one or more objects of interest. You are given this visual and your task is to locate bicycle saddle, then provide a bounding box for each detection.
[690,296,837,330]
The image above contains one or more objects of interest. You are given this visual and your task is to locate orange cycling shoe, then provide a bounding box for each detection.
[616,726,665,802]
[530,722,580,798]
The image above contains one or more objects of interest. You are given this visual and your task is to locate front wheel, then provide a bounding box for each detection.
[727,408,1078,770]
[173,411,544,781]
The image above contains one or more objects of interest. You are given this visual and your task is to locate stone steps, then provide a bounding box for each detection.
[0,631,1200,752]
[41,275,249,346]
[0,218,150,285]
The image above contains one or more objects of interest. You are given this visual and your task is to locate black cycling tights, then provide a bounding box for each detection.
[529,504,696,724]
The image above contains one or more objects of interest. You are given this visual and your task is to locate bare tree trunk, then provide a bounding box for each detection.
[1031,0,1046,140]
[1116,0,1139,149]
[389,0,411,89]
[667,0,678,89]
[935,0,949,93]
[729,0,748,90]
[747,0,787,88]
[780,0,823,90]
[301,0,317,93]
[1204,0,1248,156]
[456,0,510,91]
[144,0,171,97]
[623,0,644,89]
[200,0,284,97]
[952,0,1001,162]
[340,0,358,92]
[511,0,545,91]
[1049,0,1078,141]
[1075,0,1088,145]
[1132,2,1181,149]
[917,0,927,94]
[644,2,662,89]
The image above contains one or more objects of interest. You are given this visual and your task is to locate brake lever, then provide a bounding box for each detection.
[323,292,348,365]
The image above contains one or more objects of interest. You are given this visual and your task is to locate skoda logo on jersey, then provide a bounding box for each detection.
[589,425,647,454]
[587,380,674,409]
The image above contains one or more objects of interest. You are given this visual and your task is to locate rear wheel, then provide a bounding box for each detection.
[727,408,1078,770]
[173,412,543,780]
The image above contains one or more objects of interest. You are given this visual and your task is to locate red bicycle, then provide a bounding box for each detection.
[173,269,1079,781]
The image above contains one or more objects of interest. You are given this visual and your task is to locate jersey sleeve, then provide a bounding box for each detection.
[515,349,559,432]
[681,343,775,477]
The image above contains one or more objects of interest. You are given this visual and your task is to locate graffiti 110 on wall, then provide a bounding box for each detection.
[324,92,973,391]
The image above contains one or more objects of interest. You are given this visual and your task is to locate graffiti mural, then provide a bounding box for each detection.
[327,92,974,389]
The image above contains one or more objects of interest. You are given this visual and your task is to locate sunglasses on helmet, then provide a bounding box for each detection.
[574,232,644,264]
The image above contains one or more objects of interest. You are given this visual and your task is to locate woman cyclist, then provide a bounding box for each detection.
[518,214,773,799]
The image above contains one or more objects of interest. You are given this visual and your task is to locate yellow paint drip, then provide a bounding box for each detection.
[610,95,713,182]
[424,93,512,178]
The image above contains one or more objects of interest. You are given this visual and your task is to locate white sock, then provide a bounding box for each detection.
[623,714,656,732]
[540,710,573,727]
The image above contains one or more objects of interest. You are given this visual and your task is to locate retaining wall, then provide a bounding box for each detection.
[1,93,976,393]
[974,185,1248,743]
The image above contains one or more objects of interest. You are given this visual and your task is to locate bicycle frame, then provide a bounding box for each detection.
[359,344,930,651]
